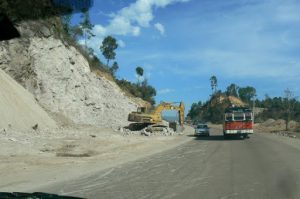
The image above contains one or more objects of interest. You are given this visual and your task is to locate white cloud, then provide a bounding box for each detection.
[161,48,300,82]
[158,88,175,94]
[143,64,154,71]
[106,0,190,36]
[154,23,165,35]
[83,0,190,52]
[275,4,300,22]
[111,0,189,36]
[118,40,126,48]
[134,73,145,82]
[94,25,107,35]
[142,64,154,79]
[125,0,300,82]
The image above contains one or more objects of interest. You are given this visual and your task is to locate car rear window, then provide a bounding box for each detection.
[197,125,208,128]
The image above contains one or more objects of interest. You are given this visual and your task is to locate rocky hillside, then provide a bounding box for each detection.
[188,94,249,124]
[0,20,138,129]
[210,95,246,107]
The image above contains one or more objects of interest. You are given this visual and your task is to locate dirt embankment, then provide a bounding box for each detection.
[255,119,300,139]
[255,119,300,132]
[0,68,56,131]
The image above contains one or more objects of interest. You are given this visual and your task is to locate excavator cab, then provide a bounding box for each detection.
[137,107,147,113]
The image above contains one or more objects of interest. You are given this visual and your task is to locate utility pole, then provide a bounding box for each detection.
[252,94,257,125]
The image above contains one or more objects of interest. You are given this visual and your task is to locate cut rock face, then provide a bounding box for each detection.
[27,37,138,128]
[0,24,138,128]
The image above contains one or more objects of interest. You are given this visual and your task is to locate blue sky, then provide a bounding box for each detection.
[72,0,300,112]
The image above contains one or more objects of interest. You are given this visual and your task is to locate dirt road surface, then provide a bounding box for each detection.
[0,126,194,192]
[34,127,300,199]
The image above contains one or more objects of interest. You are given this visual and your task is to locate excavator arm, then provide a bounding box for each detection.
[127,101,185,132]
[128,101,185,125]
[152,102,184,125]
[178,102,185,126]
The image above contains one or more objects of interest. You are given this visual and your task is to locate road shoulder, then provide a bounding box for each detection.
[0,125,195,192]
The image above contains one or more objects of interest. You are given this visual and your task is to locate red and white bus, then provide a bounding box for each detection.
[223,106,253,138]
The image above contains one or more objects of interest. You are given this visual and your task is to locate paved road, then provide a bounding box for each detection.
[41,129,300,199]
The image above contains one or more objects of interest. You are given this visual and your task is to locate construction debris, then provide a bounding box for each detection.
[119,124,177,136]
[272,131,298,139]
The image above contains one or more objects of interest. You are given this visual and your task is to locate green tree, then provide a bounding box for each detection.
[238,86,256,104]
[140,78,156,105]
[70,25,84,40]
[187,101,203,122]
[136,66,144,84]
[61,14,72,34]
[284,88,296,131]
[110,61,119,76]
[116,78,156,105]
[80,9,95,47]
[210,75,218,95]
[187,92,232,124]
[60,12,86,42]
[226,83,239,97]
[100,36,118,67]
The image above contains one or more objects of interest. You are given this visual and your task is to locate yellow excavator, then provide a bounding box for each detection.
[128,101,185,132]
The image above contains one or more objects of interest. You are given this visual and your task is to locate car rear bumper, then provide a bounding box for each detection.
[194,131,209,136]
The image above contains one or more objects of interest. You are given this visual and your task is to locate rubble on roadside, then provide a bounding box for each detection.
[271,131,298,139]
[118,125,177,136]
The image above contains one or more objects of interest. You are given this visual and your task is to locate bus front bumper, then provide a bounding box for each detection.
[224,129,253,134]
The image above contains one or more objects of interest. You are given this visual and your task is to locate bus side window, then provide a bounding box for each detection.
[225,113,233,121]
[245,113,252,120]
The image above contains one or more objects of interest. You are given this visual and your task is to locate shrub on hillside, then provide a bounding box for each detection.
[116,79,156,105]
[188,92,232,124]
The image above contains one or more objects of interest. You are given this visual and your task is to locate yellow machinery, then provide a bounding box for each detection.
[128,101,185,126]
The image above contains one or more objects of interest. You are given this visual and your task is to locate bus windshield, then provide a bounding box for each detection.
[233,112,244,121]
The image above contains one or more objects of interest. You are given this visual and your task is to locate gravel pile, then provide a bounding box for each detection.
[0,68,57,131]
